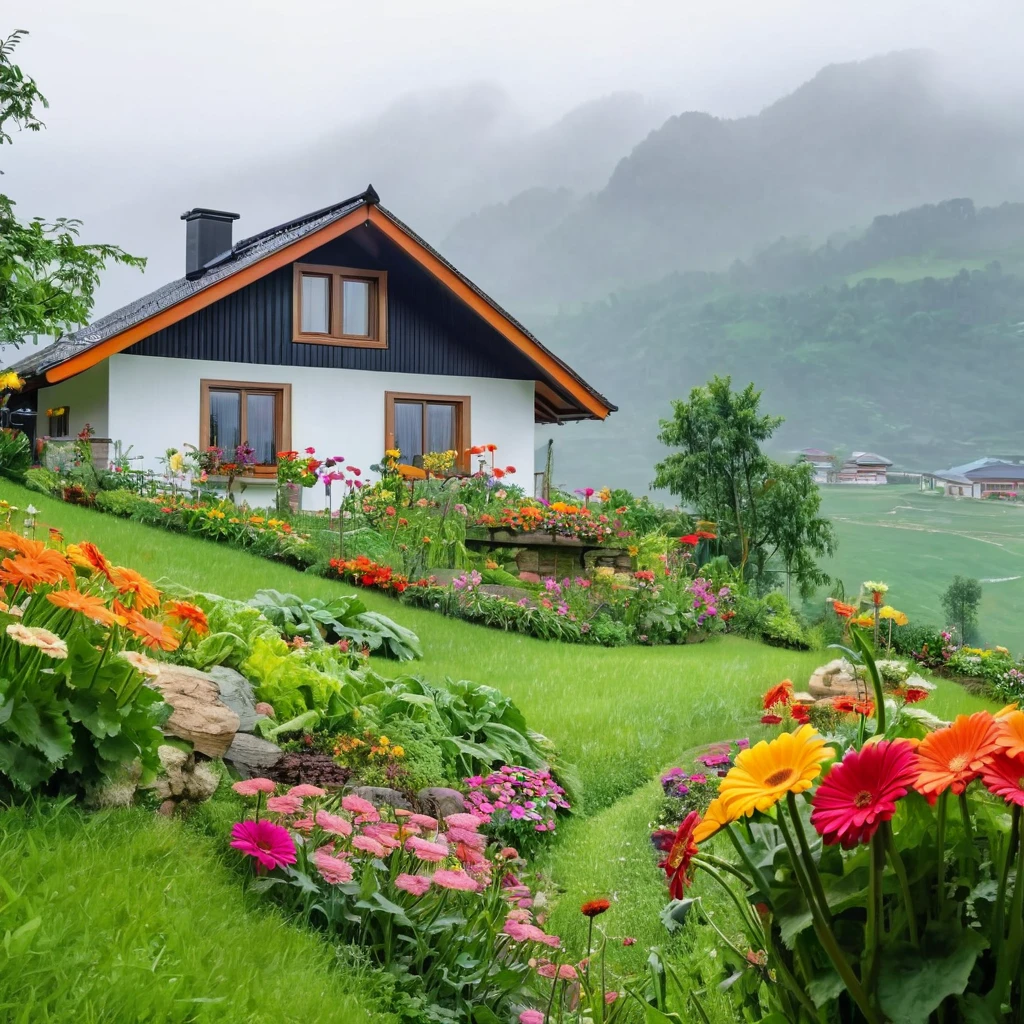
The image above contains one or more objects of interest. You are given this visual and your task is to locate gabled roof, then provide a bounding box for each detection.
[930,457,1024,482]
[7,186,614,422]
[844,452,893,466]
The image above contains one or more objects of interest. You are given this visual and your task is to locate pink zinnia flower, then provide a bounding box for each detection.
[232,777,276,796]
[341,793,377,815]
[520,1012,545,1024]
[313,848,354,885]
[506,907,532,922]
[499,847,519,859]
[504,919,531,941]
[406,836,449,862]
[605,991,620,1004]
[361,826,402,849]
[288,784,326,798]
[230,819,296,871]
[811,739,919,848]
[395,873,432,896]
[352,835,388,857]
[445,812,485,830]
[291,816,316,832]
[408,813,438,830]
[315,810,353,837]
[266,794,303,815]
[432,869,480,891]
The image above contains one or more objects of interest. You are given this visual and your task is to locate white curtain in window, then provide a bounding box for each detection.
[342,279,370,336]
[209,391,240,453]
[301,275,330,333]
[246,393,276,464]
[394,402,423,462]
[426,403,455,454]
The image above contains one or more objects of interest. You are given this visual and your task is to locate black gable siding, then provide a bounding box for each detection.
[126,225,539,380]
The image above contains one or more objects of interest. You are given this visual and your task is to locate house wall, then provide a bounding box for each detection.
[35,362,110,438]
[106,354,535,508]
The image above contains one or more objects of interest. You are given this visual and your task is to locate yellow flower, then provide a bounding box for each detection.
[627,545,639,557]
[206,509,226,520]
[392,745,405,758]
[0,371,24,392]
[718,725,831,818]
[168,451,184,473]
[379,736,390,746]
[385,448,401,459]
[878,605,909,626]
[694,795,736,843]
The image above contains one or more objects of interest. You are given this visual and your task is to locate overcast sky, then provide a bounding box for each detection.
[4,0,1023,320]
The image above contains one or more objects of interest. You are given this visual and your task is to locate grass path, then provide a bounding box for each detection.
[0,481,995,1020]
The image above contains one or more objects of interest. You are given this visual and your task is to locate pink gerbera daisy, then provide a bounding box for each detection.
[341,793,377,815]
[230,819,296,871]
[315,810,353,837]
[352,834,388,858]
[287,784,327,798]
[408,813,438,830]
[445,812,485,830]
[432,868,481,891]
[811,739,918,848]
[313,848,354,885]
[981,750,1024,807]
[232,778,277,797]
[395,873,432,896]
[406,836,449,862]
[266,794,303,815]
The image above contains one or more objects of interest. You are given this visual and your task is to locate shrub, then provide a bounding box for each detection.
[0,429,31,479]
[94,488,148,517]
[734,591,810,649]
[23,466,60,495]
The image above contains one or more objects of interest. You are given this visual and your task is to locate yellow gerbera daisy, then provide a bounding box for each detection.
[718,725,831,818]
[693,795,735,843]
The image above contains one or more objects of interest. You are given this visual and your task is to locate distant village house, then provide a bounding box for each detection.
[927,458,1024,498]
[835,452,892,486]
[796,448,834,484]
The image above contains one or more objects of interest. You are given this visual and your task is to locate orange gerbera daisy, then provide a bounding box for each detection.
[0,531,24,552]
[164,600,210,636]
[110,566,161,610]
[693,796,736,843]
[68,541,116,582]
[46,588,123,627]
[0,551,75,591]
[915,711,1001,797]
[995,711,1024,760]
[832,600,856,619]
[125,610,180,652]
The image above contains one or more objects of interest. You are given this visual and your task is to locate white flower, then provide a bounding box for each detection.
[6,623,68,658]
[117,650,161,677]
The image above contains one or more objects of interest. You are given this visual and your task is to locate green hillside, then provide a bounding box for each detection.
[542,199,1024,494]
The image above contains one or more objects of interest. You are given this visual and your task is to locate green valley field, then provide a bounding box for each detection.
[816,484,1024,652]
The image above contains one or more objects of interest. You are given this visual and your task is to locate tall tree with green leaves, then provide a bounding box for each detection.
[654,375,835,596]
[941,575,982,642]
[0,29,145,347]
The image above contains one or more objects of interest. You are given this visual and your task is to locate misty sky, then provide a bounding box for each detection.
[4,0,1023,322]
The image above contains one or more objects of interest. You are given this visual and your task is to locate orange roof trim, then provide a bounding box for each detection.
[43,201,613,421]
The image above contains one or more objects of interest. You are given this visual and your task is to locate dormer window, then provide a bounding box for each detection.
[292,264,387,347]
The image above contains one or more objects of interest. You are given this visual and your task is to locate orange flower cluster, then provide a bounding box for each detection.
[329,555,415,593]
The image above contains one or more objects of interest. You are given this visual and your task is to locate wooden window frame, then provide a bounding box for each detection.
[384,391,471,472]
[199,379,292,477]
[47,407,70,437]
[292,263,388,348]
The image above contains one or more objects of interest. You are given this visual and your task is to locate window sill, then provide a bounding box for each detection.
[292,334,387,349]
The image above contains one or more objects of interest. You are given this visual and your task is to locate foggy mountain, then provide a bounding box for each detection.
[444,51,1024,308]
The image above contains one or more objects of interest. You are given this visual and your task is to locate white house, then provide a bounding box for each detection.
[929,458,1024,498]
[5,187,615,506]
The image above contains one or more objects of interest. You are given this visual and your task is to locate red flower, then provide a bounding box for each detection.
[904,687,929,704]
[981,751,1024,807]
[811,739,918,847]
[762,680,793,710]
[505,465,516,474]
[678,533,699,547]
[832,696,857,714]
[696,529,717,540]
[580,898,611,918]
[653,811,700,899]
[832,600,856,619]
[760,713,784,725]
[790,703,811,725]
[853,699,875,717]
[492,467,505,479]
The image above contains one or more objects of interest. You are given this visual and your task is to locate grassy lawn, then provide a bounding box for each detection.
[0,480,996,1020]
[817,484,1024,653]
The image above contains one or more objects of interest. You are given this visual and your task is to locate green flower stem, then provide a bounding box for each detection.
[727,824,773,906]
[990,808,1024,1014]
[935,791,949,918]
[865,831,885,996]
[696,851,756,889]
[786,792,832,924]
[958,791,976,885]
[777,805,880,1023]
[882,820,918,944]
[693,858,761,939]
[852,627,886,735]
[993,804,1020,946]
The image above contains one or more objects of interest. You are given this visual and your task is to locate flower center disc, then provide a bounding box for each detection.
[764,767,795,787]
[948,754,969,773]
[854,790,874,809]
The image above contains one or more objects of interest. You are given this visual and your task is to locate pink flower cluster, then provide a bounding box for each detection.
[464,765,570,834]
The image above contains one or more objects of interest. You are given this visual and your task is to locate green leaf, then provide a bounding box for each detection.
[370,891,412,926]
[644,1006,684,1023]
[471,1008,503,1024]
[807,968,844,1008]
[878,926,988,1024]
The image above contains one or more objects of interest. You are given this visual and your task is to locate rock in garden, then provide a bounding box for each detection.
[149,744,221,816]
[349,785,413,811]
[416,787,467,817]
[149,665,240,757]
[207,665,259,732]
[223,732,283,778]
[807,658,866,700]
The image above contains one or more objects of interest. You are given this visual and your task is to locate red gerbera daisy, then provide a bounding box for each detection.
[653,811,700,899]
[790,703,811,725]
[580,898,611,918]
[810,739,918,848]
[981,750,1024,807]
